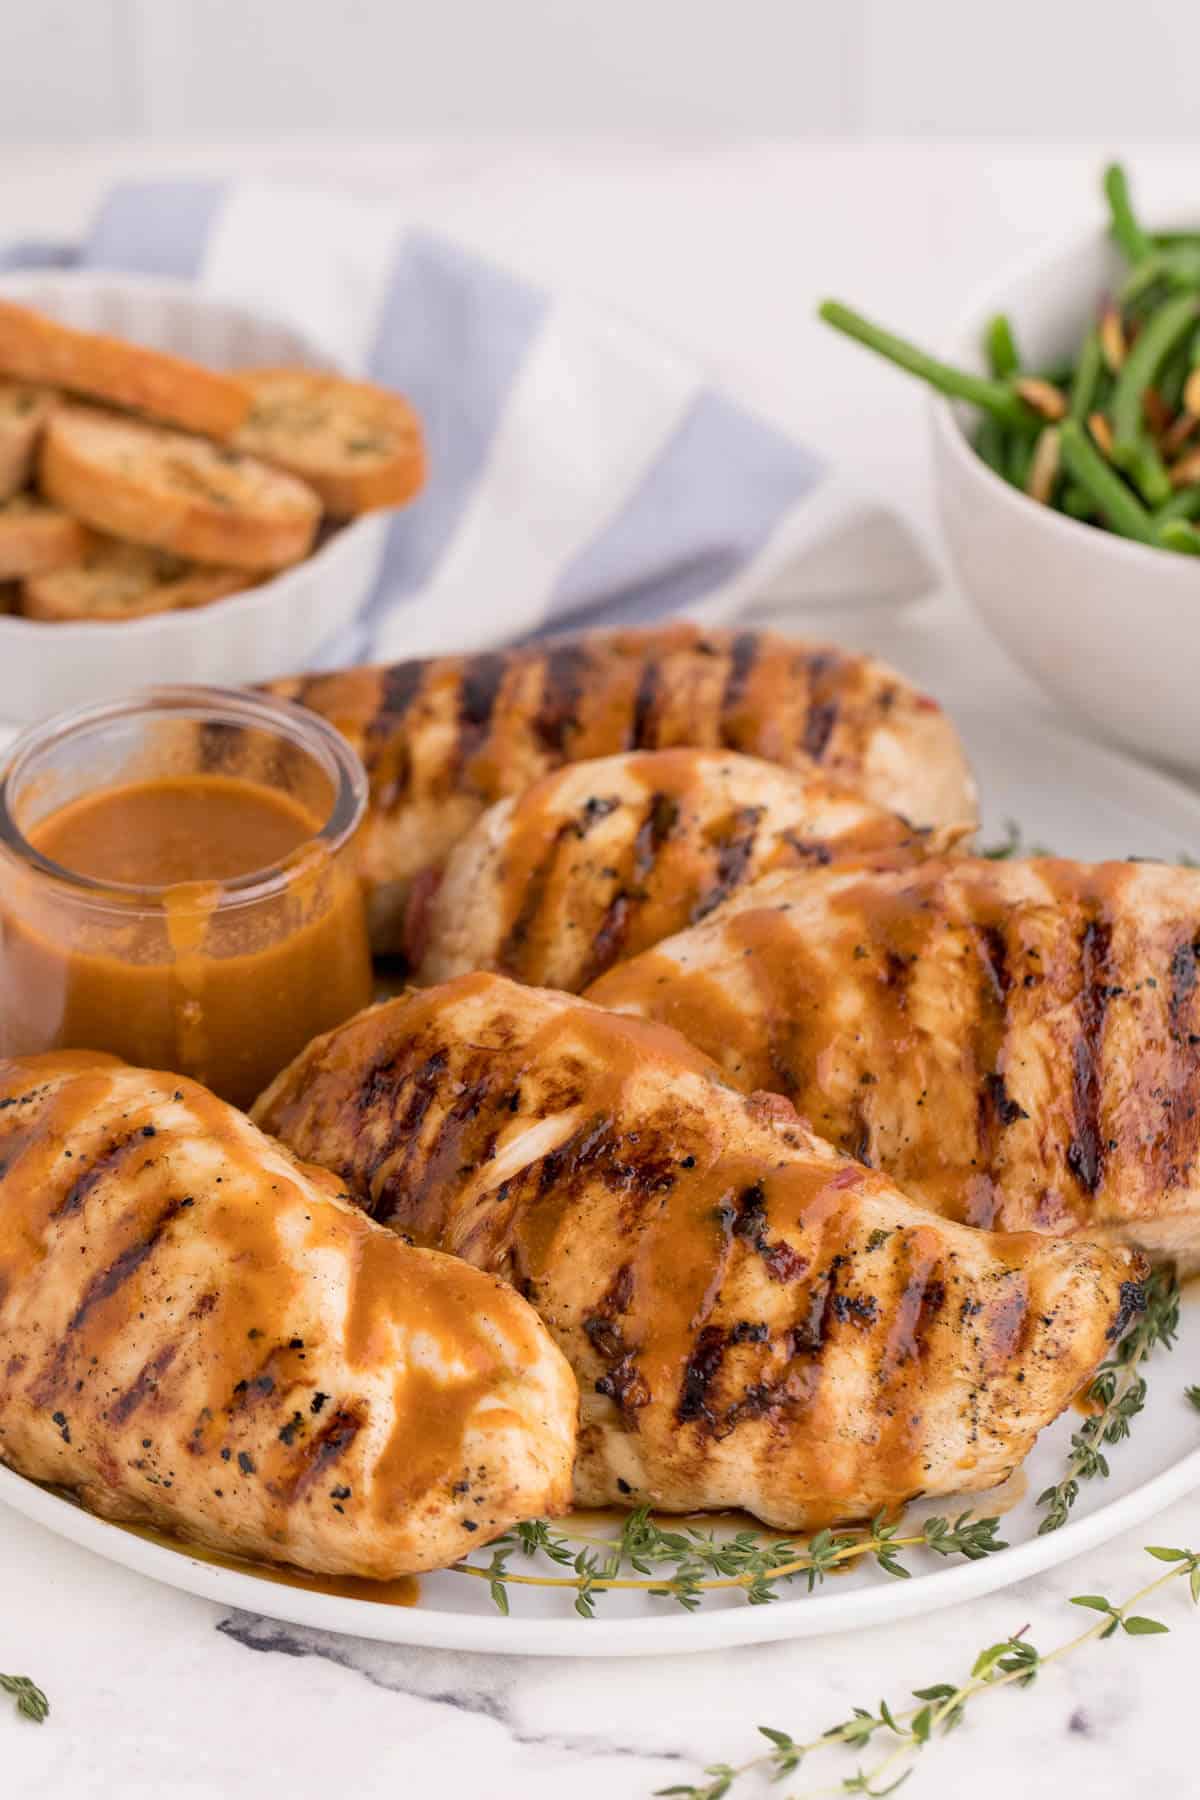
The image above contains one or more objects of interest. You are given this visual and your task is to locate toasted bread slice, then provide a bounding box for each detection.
[233,368,425,515]
[0,300,248,438]
[0,382,55,502]
[0,494,91,580]
[40,405,321,570]
[22,534,254,623]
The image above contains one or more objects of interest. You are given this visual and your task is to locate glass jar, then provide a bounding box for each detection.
[0,685,373,1110]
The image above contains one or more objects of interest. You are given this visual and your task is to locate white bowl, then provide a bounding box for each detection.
[930,219,1200,774]
[0,271,389,723]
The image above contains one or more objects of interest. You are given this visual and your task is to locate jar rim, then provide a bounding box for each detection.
[0,684,368,913]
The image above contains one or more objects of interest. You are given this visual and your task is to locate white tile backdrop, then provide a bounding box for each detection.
[3,0,1198,143]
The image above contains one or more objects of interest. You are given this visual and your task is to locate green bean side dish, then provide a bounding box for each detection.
[819,163,1200,558]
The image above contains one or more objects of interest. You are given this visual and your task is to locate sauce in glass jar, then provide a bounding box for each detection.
[0,687,373,1109]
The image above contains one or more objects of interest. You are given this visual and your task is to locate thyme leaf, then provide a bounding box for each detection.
[0,1673,48,1723]
[1036,1266,1180,1534]
[663,1544,1200,1798]
[452,1506,1006,1615]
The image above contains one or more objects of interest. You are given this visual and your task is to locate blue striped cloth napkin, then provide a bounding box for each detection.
[1,179,933,665]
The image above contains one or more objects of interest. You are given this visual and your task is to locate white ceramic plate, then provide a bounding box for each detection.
[1,705,1199,1655]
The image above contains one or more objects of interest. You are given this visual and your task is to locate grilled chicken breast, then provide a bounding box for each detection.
[255,974,1142,1529]
[269,623,978,950]
[0,1053,576,1577]
[589,856,1200,1269]
[411,749,955,992]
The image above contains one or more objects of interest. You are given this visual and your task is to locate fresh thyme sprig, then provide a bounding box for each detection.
[0,1673,48,1724]
[1036,1266,1181,1533]
[454,1507,1006,1616]
[659,1542,1200,1800]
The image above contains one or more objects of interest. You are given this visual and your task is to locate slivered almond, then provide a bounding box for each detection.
[1100,305,1126,372]
[1170,449,1200,489]
[1143,386,1171,436]
[1014,376,1067,421]
[1088,411,1115,456]
[1185,369,1200,419]
[1025,428,1061,505]
[1162,411,1198,458]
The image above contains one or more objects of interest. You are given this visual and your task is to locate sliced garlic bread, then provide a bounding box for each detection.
[234,368,425,515]
[0,494,91,580]
[22,535,253,623]
[0,300,248,437]
[39,405,321,570]
[0,382,55,502]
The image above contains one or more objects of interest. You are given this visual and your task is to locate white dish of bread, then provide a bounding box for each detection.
[0,272,425,721]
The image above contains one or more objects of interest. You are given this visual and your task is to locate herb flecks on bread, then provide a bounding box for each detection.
[39,405,321,570]
[234,369,425,515]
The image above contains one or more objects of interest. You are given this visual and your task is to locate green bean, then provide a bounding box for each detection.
[817,301,1036,428]
[1058,419,1158,542]
[1157,337,1192,413]
[1111,292,1200,454]
[1158,519,1200,555]
[1006,432,1033,488]
[1060,481,1096,520]
[1069,329,1102,422]
[985,314,1020,378]
[1155,487,1200,525]
[974,417,1008,475]
[1121,438,1173,508]
[1104,163,1153,264]
[1120,247,1200,307]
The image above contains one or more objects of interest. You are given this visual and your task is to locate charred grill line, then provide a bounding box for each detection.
[1067,916,1113,1195]
[630,657,661,748]
[677,1324,727,1425]
[803,651,846,762]
[692,804,765,921]
[368,662,425,737]
[278,1407,362,1503]
[533,643,590,756]
[719,631,760,740]
[53,1132,142,1220]
[579,792,680,985]
[68,1197,186,1334]
[456,654,509,771]
[497,821,579,974]
[1163,933,1200,1187]
[109,1341,178,1427]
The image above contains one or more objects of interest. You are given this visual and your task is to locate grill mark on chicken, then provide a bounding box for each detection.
[1162,933,1200,1187]
[577,792,681,987]
[496,820,579,976]
[277,1406,363,1504]
[719,632,759,741]
[69,1197,185,1334]
[677,1324,727,1425]
[692,805,765,922]
[1067,916,1113,1195]
[630,655,661,748]
[109,1341,179,1427]
[364,1049,450,1221]
[52,1131,144,1219]
[803,651,846,762]
[532,642,590,756]
[966,921,1021,1229]
[456,654,509,775]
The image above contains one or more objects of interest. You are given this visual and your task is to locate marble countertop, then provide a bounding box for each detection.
[3,138,1199,1798]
